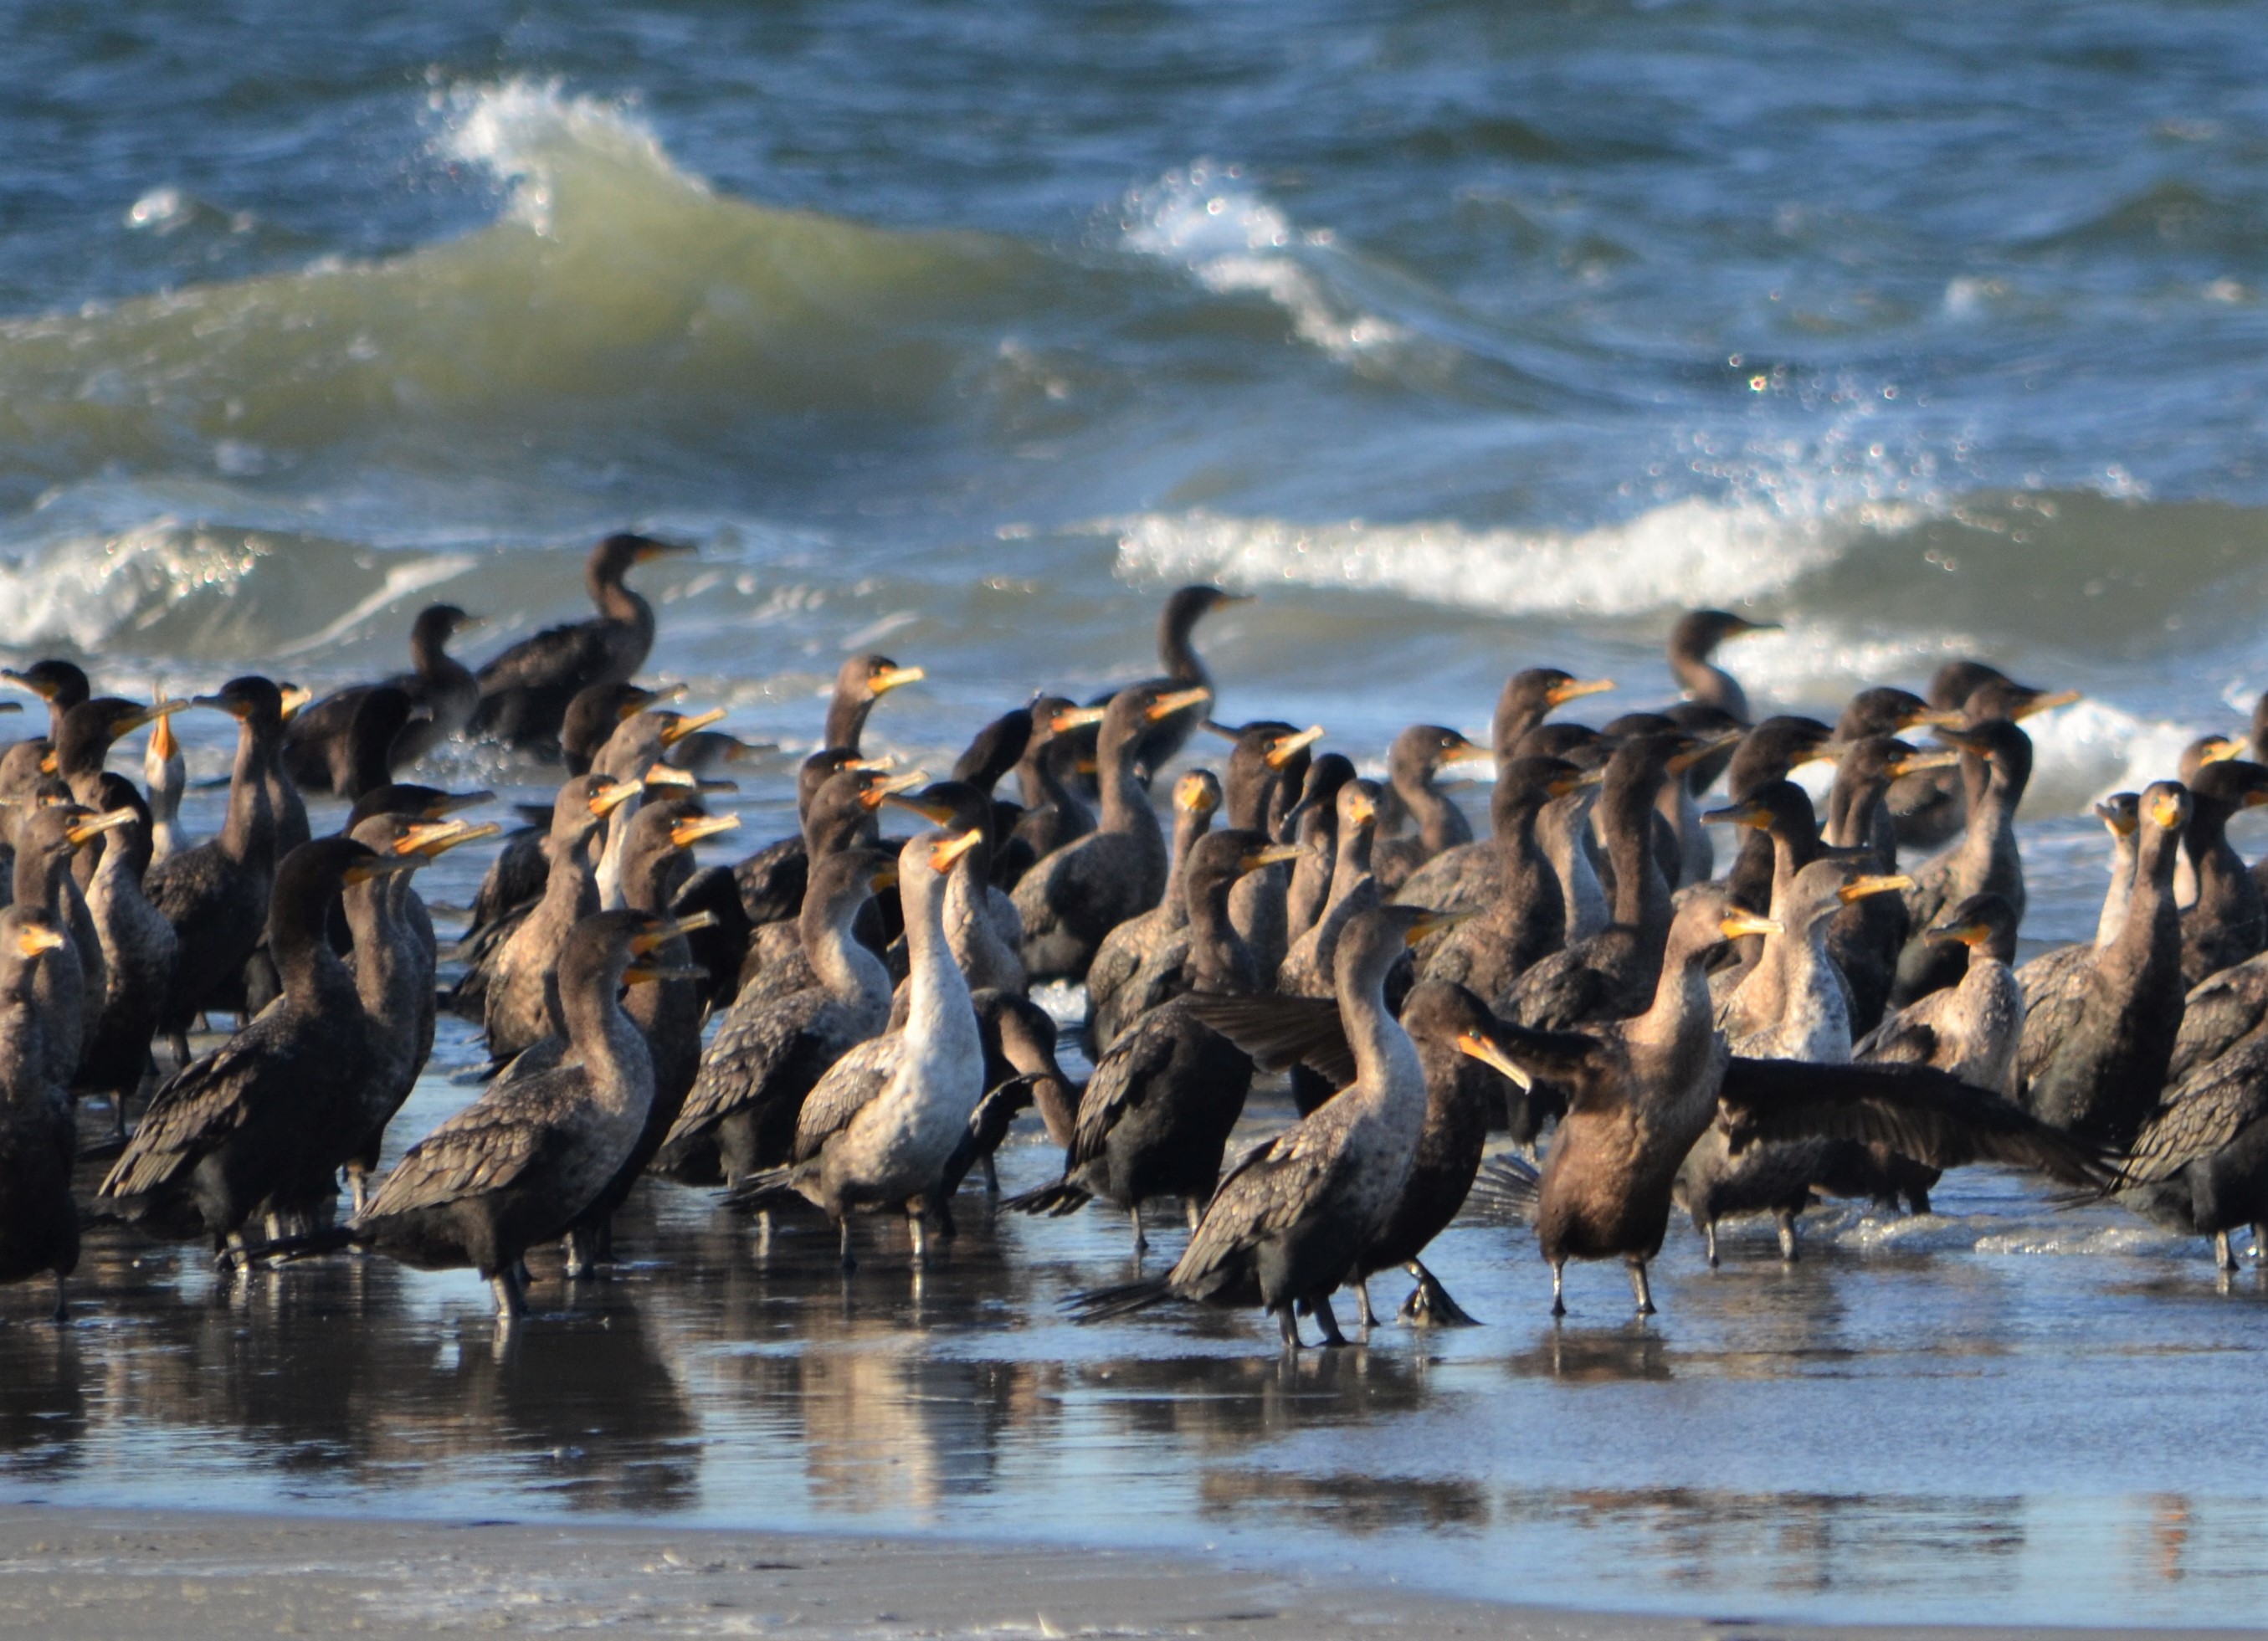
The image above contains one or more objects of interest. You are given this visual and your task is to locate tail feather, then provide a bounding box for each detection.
[721,1166,804,1214]
[1066,1275,1176,1324]
[1002,1177,1093,1217]
[239,1225,357,1264]
[1461,1153,1542,1224]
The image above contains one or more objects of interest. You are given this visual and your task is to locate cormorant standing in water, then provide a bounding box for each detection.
[0,908,79,1318]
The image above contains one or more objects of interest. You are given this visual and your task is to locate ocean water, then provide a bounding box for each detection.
[6,1,2268,1626]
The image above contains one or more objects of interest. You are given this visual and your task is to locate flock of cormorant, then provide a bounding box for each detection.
[1,533,2265,1349]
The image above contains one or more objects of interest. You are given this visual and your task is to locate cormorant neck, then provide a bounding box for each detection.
[219,716,278,867]
[2096,836,2139,948]
[1096,731,1156,836]
[807,894,889,1006]
[1158,604,1211,688]
[1187,874,1260,994]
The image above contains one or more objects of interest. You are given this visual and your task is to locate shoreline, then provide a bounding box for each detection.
[0,1502,2257,1638]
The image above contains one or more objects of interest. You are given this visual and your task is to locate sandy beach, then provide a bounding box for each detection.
[0,1502,2255,1639]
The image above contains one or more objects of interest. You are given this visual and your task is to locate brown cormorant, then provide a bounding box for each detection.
[0,908,77,1318]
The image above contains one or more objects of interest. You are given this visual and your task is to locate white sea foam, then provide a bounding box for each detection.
[1103,495,1917,618]
[437,79,703,237]
[1121,163,1412,362]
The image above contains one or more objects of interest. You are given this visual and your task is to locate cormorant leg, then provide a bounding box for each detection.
[1275,1306,1302,1351]
[110,1095,126,1146]
[2251,1223,2267,1263]
[1704,1221,1719,1268]
[755,1209,773,1252]
[1908,1188,1932,1216]
[936,1198,957,1241]
[1550,1259,1567,1318]
[908,1209,930,1264]
[169,1032,191,1072]
[563,1229,592,1279]
[491,1265,526,1322]
[1629,1259,1656,1317]
[1129,1203,1147,1256]
[592,1218,615,1265]
[838,1217,858,1274]
[1777,1210,1799,1264]
[2216,1230,2238,1273]
[50,1273,66,1324]
[349,1171,368,1219]
[1312,1295,1350,1347]
[982,1153,1000,1195]
[1185,1197,1203,1233]
[1355,1279,1377,1331]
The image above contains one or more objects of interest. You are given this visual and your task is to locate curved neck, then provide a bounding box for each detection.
[2096,837,2139,948]
[1096,729,1157,837]
[1187,874,1259,994]
[219,717,278,867]
[824,694,875,755]
[562,962,652,1115]
[807,895,889,1006]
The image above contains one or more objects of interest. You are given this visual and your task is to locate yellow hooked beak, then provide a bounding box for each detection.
[1174,773,1220,815]
[1837,873,1914,905]
[1546,677,1615,707]
[2093,797,2139,835]
[1346,790,1378,827]
[1436,735,1491,767]
[1888,749,1963,778]
[14,921,69,958]
[868,862,900,892]
[1667,731,1746,775]
[64,808,137,849]
[36,751,55,774]
[631,537,697,563]
[929,828,984,872]
[1455,1030,1533,1091]
[640,763,698,790]
[1793,741,1841,769]
[1546,767,1606,798]
[884,792,961,827]
[1146,687,1213,722]
[859,770,928,808]
[150,702,178,761]
[341,853,422,886]
[1720,910,1783,940]
[1265,725,1325,768]
[618,682,690,721]
[588,779,643,818]
[2151,790,2190,831]
[2014,688,2081,719]
[1928,919,1993,948]
[115,698,191,737]
[870,664,926,695]
[670,813,741,849]
[1238,843,1306,874]
[629,910,719,956]
[391,819,503,859]
[659,706,729,746]
[1405,908,1475,945]
[278,685,314,721]
[1049,705,1108,734]
[1701,798,1771,830]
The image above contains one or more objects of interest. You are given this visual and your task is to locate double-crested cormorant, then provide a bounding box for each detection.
[1071,905,1452,1348]
[78,796,175,1141]
[1369,725,1491,894]
[2115,1019,2268,1271]
[2178,757,2268,986]
[285,605,484,782]
[1858,892,2023,1096]
[2014,794,2139,1079]
[339,813,495,1213]
[882,782,1024,998]
[1004,695,1094,881]
[144,677,286,1062]
[145,699,187,866]
[1890,718,2032,1008]
[1721,860,1911,1062]
[1420,757,1586,1008]
[3,661,90,741]
[731,763,919,1011]
[1131,585,1247,776]
[659,847,895,1184]
[1278,778,1383,1001]
[469,534,693,749]
[1668,609,1775,726]
[1085,770,1221,1055]
[1283,753,1357,945]
[2020,779,2189,1149]
[819,653,926,756]
[1203,719,1320,986]
[976,988,1080,1148]
[13,803,126,1088]
[280,683,415,799]
[725,831,988,1271]
[1013,685,1204,983]
[1008,830,1298,1249]
[483,775,639,1060]
[256,910,692,1320]
[100,838,417,1262]
[1890,662,2077,850]
[0,908,75,1316]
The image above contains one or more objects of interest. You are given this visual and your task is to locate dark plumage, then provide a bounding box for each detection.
[470,534,694,750]
[0,908,79,1315]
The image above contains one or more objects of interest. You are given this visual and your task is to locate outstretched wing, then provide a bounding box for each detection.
[2120,1035,2268,1188]
[1183,993,1357,1089]
[1718,1056,2111,1188]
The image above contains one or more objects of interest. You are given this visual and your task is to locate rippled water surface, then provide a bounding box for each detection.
[8,0,2268,1627]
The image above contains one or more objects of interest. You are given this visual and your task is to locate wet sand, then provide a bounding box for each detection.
[0,1502,2256,1639]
